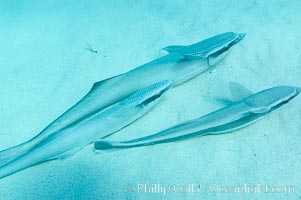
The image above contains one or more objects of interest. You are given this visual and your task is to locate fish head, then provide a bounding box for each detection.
[105,80,173,130]
[120,80,174,108]
[205,32,246,65]
[163,32,245,66]
[243,86,300,113]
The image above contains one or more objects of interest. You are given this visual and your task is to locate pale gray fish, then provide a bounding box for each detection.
[94,83,300,152]
[0,32,245,166]
[0,80,173,179]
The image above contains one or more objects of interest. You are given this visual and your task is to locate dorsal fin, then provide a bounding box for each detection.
[229,82,253,101]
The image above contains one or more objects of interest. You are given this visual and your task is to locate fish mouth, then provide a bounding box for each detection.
[287,86,301,101]
[295,87,301,95]
[231,33,246,46]
[286,86,301,100]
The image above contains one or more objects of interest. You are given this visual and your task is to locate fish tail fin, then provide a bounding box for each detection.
[94,140,124,154]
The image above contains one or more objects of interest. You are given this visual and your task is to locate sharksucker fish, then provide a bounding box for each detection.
[0,80,173,179]
[94,83,300,151]
[0,32,245,165]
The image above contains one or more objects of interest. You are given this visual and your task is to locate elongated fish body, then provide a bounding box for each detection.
[94,86,300,151]
[0,80,173,179]
[0,32,245,164]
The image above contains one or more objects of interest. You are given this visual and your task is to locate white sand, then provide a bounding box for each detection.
[0,0,300,199]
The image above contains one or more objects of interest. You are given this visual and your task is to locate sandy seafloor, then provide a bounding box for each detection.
[0,0,300,199]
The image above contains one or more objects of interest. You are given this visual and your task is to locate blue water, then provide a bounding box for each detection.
[0,0,300,199]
